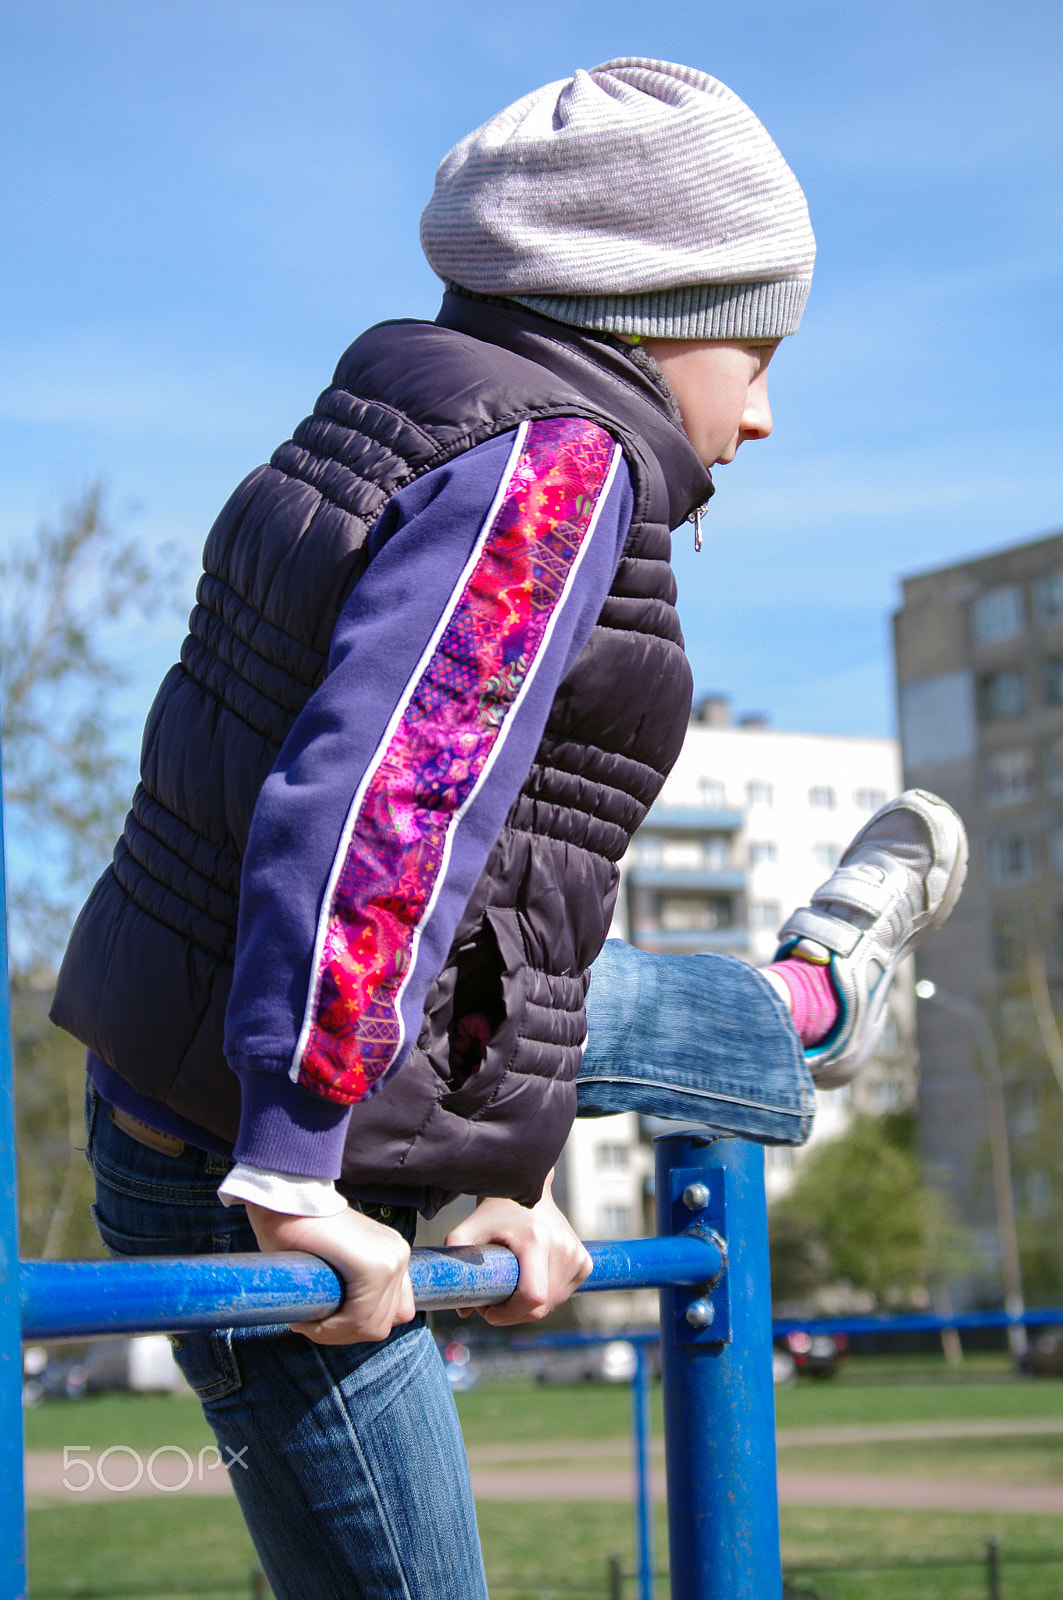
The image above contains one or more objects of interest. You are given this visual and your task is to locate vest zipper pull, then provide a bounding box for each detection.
[688,504,706,553]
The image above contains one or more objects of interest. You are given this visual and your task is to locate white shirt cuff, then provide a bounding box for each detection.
[217,1164,348,1218]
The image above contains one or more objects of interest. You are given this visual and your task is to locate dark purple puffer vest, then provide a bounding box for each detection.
[52,294,712,1213]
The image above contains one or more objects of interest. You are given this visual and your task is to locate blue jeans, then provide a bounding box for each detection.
[581,942,813,1141]
[86,940,811,1600]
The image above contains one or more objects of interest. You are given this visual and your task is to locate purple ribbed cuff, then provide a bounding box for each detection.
[231,1064,352,1180]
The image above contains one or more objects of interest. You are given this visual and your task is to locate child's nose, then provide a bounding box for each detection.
[741,388,773,443]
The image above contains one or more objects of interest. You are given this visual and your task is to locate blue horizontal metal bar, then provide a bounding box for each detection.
[22,1254,341,1339]
[773,1307,1063,1338]
[21,1233,722,1341]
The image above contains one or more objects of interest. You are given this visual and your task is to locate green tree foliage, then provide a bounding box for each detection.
[1,484,180,1256]
[0,484,179,964]
[769,1113,967,1310]
[9,973,102,1260]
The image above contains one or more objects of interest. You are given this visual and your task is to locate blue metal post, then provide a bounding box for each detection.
[656,1133,781,1600]
[0,742,28,1599]
[631,1339,655,1600]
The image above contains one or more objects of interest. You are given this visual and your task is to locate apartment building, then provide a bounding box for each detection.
[894,528,1063,1294]
[557,697,911,1323]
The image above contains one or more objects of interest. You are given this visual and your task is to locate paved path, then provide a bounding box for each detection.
[24,1417,1063,1511]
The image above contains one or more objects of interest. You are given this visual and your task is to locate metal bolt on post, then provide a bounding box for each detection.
[684,1298,715,1329]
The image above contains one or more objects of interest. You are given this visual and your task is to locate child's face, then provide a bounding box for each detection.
[640,338,779,469]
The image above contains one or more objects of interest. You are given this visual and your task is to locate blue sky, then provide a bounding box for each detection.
[2,0,1061,748]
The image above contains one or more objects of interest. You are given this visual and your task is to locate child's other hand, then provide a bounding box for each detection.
[444,1170,592,1326]
[245,1201,415,1345]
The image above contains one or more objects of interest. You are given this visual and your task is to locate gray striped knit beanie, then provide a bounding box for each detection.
[420,58,815,342]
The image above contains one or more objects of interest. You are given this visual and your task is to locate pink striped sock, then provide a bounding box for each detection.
[765,957,839,1046]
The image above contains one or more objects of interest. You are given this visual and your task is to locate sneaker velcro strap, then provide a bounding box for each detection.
[810,868,892,919]
[777,906,862,957]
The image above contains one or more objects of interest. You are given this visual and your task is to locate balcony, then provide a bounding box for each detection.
[627,866,747,894]
[640,805,744,834]
[630,926,750,955]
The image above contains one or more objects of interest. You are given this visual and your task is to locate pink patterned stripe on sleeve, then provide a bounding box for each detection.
[293,416,619,1104]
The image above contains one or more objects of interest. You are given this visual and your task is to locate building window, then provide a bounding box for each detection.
[634,836,661,867]
[1050,829,1063,875]
[972,585,1024,644]
[1034,572,1063,626]
[987,835,1035,886]
[809,786,836,809]
[854,788,888,811]
[660,840,705,872]
[748,841,777,866]
[599,1205,631,1237]
[658,895,731,932]
[1045,739,1063,795]
[983,748,1037,806]
[703,837,730,870]
[979,669,1028,722]
[749,900,781,929]
[698,777,726,808]
[1044,660,1063,706]
[595,1142,629,1171]
[813,843,840,869]
[993,915,1026,973]
[746,780,773,807]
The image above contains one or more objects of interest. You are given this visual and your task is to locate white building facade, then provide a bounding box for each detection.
[559,700,913,1320]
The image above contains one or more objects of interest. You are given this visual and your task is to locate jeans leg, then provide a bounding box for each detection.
[84,1087,488,1600]
[189,1321,487,1600]
[578,941,814,1144]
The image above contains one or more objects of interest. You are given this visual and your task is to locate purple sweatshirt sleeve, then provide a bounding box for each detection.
[224,418,634,1178]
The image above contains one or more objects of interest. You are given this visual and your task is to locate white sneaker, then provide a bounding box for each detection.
[774,789,968,1086]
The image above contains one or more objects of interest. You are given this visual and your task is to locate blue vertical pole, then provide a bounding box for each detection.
[631,1340,655,1600]
[0,737,28,1599]
[655,1133,781,1600]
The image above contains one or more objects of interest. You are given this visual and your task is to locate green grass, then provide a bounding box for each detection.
[776,1508,1063,1600]
[26,1501,1063,1600]
[777,1432,1063,1484]
[26,1360,1063,1457]
[24,1391,214,1456]
[28,1499,263,1598]
[774,1370,1063,1432]
[24,1370,1063,1597]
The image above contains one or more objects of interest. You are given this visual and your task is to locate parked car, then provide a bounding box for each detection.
[81,1335,188,1394]
[22,1347,87,1407]
[1020,1328,1063,1377]
[537,1339,640,1385]
[776,1329,848,1379]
